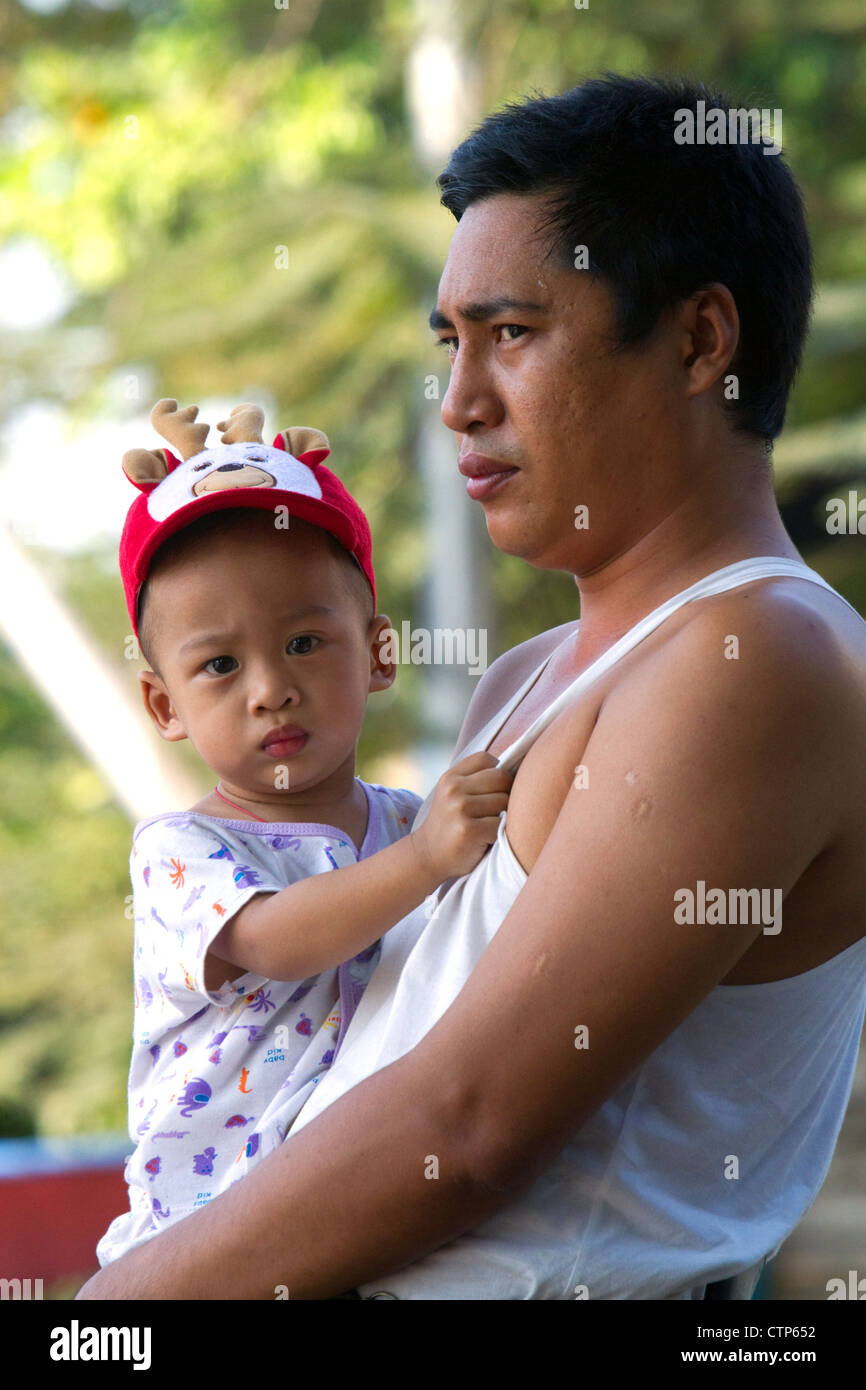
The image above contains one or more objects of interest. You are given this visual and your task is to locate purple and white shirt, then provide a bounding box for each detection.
[97,778,421,1266]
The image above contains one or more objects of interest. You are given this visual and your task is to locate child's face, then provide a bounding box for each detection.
[137,514,394,804]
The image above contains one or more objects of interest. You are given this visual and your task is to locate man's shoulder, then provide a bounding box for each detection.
[666,573,866,692]
[606,575,866,810]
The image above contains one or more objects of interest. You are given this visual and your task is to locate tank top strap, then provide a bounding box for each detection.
[492,556,859,773]
[457,651,556,759]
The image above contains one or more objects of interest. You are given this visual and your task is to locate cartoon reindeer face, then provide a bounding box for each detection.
[121,399,331,523]
[191,447,277,496]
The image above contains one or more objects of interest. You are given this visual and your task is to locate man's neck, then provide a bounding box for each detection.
[570,460,800,654]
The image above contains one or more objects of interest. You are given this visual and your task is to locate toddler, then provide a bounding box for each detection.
[97,398,510,1264]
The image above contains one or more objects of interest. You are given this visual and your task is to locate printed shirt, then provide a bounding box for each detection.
[96,778,421,1266]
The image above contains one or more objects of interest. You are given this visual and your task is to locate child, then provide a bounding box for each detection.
[96,398,510,1265]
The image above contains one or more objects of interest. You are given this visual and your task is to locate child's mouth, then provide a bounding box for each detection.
[261,727,309,758]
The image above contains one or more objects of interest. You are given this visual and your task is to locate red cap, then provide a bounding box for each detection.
[119,400,376,638]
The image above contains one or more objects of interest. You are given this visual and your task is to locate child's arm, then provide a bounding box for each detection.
[207,752,512,982]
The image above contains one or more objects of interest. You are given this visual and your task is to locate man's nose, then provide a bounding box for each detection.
[440,347,504,436]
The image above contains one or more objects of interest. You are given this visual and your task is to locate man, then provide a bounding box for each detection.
[79,73,866,1300]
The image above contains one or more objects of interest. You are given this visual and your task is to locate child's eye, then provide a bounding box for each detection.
[287,636,317,655]
[204,656,238,676]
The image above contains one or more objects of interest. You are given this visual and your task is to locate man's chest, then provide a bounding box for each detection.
[482,629,654,873]
[478,627,865,986]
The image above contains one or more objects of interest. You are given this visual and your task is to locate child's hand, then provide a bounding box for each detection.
[411,752,513,883]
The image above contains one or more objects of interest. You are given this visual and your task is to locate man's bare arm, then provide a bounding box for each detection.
[77,602,845,1299]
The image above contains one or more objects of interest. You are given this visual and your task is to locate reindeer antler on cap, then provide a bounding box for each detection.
[119,397,375,637]
[122,398,211,484]
[217,403,265,446]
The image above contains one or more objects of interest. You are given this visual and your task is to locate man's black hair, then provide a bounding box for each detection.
[136,508,374,672]
[436,72,813,445]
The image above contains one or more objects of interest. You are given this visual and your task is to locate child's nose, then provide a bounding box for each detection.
[248,663,301,710]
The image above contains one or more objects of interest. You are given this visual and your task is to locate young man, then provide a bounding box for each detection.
[79,73,866,1300]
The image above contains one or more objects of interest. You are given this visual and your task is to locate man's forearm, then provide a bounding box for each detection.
[76,1052,519,1300]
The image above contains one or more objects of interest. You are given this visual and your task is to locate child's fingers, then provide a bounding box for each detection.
[471,815,508,844]
[447,751,501,775]
[458,766,514,795]
[460,793,510,820]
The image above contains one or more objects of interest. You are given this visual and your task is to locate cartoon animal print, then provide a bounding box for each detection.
[193,1147,217,1176]
[177,1077,212,1117]
[233,865,264,889]
[183,883,206,912]
[244,987,275,1014]
[234,1025,266,1043]
[144,1156,161,1183]
[208,1028,229,1064]
[135,1100,158,1138]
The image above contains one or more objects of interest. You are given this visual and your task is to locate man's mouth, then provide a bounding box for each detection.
[457,452,520,501]
[261,725,308,757]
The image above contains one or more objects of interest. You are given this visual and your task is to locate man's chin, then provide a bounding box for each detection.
[482,514,566,570]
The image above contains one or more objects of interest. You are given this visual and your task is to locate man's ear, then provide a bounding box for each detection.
[367,613,397,694]
[680,282,740,398]
[138,669,188,742]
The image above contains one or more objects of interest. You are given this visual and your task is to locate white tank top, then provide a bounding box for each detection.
[291,558,866,1299]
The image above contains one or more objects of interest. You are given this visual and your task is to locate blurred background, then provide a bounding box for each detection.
[0,0,864,1298]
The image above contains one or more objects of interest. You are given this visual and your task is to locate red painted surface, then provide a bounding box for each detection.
[0,1166,128,1286]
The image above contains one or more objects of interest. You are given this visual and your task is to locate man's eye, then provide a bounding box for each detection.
[204,656,237,676]
[287,635,317,655]
[434,325,526,353]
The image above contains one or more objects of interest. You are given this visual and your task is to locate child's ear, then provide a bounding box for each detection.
[368,614,397,693]
[138,669,188,742]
